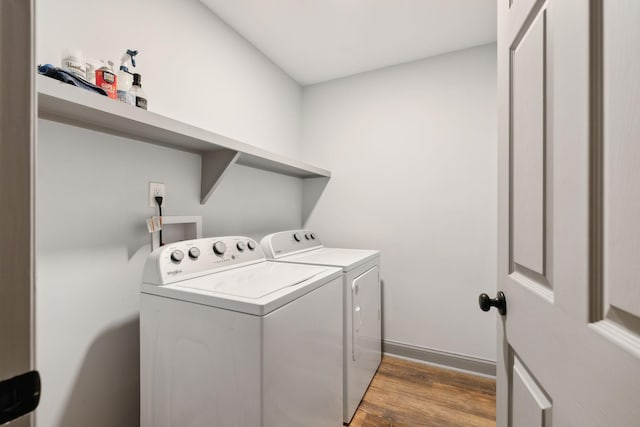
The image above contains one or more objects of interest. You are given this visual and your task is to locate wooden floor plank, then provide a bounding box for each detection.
[349,356,496,427]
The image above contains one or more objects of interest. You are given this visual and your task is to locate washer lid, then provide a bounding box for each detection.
[281,248,379,271]
[176,262,325,298]
[141,261,342,316]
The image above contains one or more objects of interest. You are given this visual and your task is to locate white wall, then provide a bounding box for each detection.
[301,44,497,361]
[35,1,303,426]
[36,2,497,422]
[37,0,300,158]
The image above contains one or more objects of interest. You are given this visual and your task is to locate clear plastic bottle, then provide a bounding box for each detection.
[131,73,147,110]
[117,49,138,105]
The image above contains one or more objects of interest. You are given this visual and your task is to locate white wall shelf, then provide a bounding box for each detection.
[37,75,330,204]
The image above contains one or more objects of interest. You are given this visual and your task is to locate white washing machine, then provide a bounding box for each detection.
[140,236,343,427]
[260,230,382,424]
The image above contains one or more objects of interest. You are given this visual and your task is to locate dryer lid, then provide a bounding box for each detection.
[282,248,379,271]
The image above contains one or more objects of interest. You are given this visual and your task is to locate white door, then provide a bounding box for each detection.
[345,265,381,423]
[494,0,640,425]
[351,266,381,364]
[0,0,37,425]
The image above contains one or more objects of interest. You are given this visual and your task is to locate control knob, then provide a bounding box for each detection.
[213,241,227,255]
[293,233,302,242]
[188,247,200,259]
[247,241,257,250]
[310,233,316,240]
[236,242,246,251]
[305,233,310,240]
[170,250,184,263]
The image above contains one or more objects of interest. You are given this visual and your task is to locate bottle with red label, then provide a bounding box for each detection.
[95,60,117,99]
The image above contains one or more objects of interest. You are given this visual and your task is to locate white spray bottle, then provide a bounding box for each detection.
[117,49,138,105]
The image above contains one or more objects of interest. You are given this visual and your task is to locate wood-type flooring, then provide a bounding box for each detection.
[349,356,496,427]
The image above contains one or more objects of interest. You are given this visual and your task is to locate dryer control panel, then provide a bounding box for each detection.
[260,230,323,259]
[143,236,264,285]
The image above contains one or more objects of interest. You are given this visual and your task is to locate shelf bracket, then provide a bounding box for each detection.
[302,176,330,225]
[200,149,240,204]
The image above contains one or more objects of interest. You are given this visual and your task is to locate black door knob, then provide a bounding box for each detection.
[478,291,507,315]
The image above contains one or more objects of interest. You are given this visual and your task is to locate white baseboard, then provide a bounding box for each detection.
[383,340,496,377]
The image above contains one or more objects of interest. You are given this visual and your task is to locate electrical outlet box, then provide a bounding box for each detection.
[151,216,202,251]
[149,182,166,207]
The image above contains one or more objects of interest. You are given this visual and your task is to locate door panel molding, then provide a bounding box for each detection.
[509,5,553,293]
[595,0,640,355]
[510,266,553,304]
[591,314,640,360]
[507,0,546,47]
[512,356,552,427]
[511,9,546,276]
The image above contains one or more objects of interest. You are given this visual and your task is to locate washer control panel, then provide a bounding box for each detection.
[143,236,264,285]
[260,230,323,259]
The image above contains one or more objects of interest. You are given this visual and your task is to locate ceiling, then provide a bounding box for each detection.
[199,0,497,86]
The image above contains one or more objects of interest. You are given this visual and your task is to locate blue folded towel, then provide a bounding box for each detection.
[38,64,108,96]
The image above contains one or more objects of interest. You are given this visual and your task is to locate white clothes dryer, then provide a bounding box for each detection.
[260,230,382,424]
[140,236,343,427]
